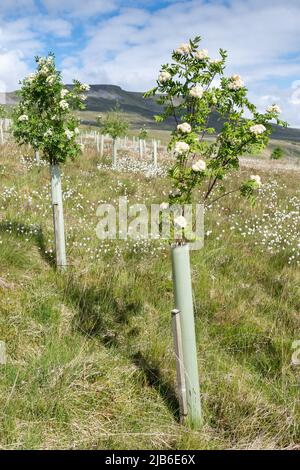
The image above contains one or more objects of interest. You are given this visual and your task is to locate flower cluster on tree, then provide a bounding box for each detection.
[12,53,89,165]
[145,37,287,208]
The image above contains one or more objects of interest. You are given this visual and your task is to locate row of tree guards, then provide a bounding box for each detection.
[10,34,284,428]
[83,131,160,166]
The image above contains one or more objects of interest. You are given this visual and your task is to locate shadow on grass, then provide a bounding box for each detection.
[132,351,180,422]
[64,276,180,421]
[0,219,55,268]
[64,277,142,346]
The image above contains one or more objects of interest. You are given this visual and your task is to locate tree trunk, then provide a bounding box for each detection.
[50,164,67,271]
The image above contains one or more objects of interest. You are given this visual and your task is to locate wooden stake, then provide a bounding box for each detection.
[172,309,188,421]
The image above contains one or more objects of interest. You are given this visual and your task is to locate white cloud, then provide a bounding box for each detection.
[1,0,300,126]
[32,17,72,38]
[0,15,42,91]
[0,18,41,54]
[60,0,300,125]
[42,0,118,17]
[0,50,31,91]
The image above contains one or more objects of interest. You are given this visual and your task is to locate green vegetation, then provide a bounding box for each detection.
[0,140,299,449]
[271,146,284,160]
[138,125,148,140]
[93,103,129,140]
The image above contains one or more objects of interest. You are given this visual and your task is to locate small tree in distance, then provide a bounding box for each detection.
[271,146,284,160]
[98,102,129,165]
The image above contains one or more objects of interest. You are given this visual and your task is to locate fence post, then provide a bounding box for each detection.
[152,140,157,166]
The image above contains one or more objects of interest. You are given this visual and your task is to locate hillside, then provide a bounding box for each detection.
[3,85,300,142]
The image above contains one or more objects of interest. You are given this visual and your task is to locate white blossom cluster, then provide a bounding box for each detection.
[266,104,282,115]
[250,124,266,135]
[192,160,206,172]
[228,74,244,90]
[189,84,204,98]
[59,100,69,110]
[175,43,192,55]
[195,48,209,60]
[177,122,191,133]
[174,141,190,155]
[158,71,171,84]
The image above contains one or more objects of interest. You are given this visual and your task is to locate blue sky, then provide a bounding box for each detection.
[1,0,300,126]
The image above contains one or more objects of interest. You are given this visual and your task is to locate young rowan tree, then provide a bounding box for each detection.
[145,37,287,429]
[98,103,129,165]
[12,53,89,270]
[138,125,148,159]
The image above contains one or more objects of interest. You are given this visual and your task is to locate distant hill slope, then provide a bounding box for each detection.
[3,85,300,142]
